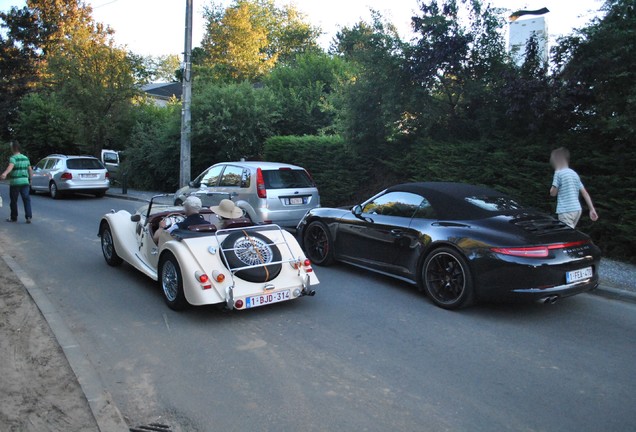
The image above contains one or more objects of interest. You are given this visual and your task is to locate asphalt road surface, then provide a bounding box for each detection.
[1,186,635,432]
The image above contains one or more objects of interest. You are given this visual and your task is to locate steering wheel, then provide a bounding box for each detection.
[162,213,186,229]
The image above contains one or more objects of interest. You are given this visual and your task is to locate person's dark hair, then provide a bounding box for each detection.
[9,141,21,153]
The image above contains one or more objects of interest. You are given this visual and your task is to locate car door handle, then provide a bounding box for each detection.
[390,229,403,237]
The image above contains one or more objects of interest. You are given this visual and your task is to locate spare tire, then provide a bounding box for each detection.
[221,230,282,283]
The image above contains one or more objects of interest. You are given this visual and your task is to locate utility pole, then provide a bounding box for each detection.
[179,0,193,188]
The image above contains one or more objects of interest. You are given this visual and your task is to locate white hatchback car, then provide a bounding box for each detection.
[174,162,320,228]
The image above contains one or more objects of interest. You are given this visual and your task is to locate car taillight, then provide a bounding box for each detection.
[105,172,110,178]
[302,258,313,273]
[491,246,549,258]
[212,270,225,283]
[235,299,244,309]
[492,240,590,258]
[195,272,212,289]
[256,167,266,199]
[61,172,72,180]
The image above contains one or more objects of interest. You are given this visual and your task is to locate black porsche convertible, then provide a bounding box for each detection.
[297,182,600,309]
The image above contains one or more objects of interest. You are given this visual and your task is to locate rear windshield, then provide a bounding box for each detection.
[464,196,525,212]
[262,169,314,189]
[66,158,104,170]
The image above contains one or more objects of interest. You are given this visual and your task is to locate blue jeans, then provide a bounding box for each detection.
[9,185,32,221]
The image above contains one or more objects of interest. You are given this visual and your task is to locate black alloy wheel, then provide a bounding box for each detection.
[303,221,334,266]
[422,247,474,310]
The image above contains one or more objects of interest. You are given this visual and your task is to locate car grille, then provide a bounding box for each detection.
[510,213,571,235]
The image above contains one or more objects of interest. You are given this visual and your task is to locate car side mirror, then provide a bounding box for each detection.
[130,214,141,222]
[188,181,199,188]
[352,205,363,218]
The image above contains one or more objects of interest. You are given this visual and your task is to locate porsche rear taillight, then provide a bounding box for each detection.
[492,240,591,258]
[491,246,549,258]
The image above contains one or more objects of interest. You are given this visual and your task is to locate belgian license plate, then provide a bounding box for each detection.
[246,290,290,308]
[566,267,593,283]
[289,197,304,205]
[81,174,98,179]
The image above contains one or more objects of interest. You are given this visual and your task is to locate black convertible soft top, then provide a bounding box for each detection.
[387,182,525,220]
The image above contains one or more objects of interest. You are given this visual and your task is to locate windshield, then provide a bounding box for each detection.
[464,196,525,212]
[67,158,104,170]
[262,169,314,189]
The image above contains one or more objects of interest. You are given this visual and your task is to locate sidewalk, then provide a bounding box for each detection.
[105,186,166,202]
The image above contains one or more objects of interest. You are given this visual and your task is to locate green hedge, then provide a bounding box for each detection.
[264,135,364,207]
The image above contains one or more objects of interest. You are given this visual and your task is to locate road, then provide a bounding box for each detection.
[1,186,635,432]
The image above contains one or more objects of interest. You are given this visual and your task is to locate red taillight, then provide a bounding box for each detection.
[235,299,244,309]
[60,172,72,180]
[547,240,590,250]
[256,167,266,199]
[196,272,212,289]
[105,172,110,178]
[492,240,590,258]
[302,258,313,273]
[492,247,549,258]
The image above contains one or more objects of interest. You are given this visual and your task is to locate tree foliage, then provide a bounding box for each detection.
[200,0,320,81]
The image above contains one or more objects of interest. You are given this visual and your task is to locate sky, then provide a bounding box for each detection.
[0,0,605,57]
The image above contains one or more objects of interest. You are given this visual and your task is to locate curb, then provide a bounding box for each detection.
[0,252,129,432]
[105,192,148,203]
[591,285,636,304]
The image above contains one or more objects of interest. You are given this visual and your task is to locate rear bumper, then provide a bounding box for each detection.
[511,278,598,300]
[58,180,109,192]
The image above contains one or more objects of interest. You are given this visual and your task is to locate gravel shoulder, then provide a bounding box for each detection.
[599,258,636,293]
[0,257,99,432]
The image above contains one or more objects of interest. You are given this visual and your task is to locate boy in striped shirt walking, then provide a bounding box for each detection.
[549,147,598,229]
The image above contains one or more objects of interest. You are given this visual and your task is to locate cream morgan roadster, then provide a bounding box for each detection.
[98,194,318,310]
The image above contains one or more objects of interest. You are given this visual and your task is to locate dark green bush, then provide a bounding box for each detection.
[264,135,365,207]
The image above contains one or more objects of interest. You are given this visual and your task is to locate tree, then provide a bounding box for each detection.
[332,12,412,160]
[0,0,103,139]
[200,0,320,81]
[191,81,280,168]
[407,0,509,139]
[45,27,140,155]
[265,52,350,136]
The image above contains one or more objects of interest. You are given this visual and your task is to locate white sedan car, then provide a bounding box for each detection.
[98,194,318,310]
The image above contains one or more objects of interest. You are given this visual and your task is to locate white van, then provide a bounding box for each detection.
[101,149,120,177]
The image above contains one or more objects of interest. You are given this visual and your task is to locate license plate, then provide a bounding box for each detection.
[245,290,290,308]
[289,197,304,205]
[566,267,593,283]
[80,174,98,179]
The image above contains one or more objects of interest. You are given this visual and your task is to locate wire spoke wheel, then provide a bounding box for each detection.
[423,248,473,309]
[100,225,122,266]
[161,260,179,302]
[234,235,273,266]
[101,229,114,260]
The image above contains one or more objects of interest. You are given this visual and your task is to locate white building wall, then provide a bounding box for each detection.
[509,16,548,66]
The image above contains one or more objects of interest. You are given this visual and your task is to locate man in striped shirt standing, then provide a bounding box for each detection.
[549,147,598,229]
[1,142,33,223]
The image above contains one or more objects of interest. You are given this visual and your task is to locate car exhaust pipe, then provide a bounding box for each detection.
[537,295,559,305]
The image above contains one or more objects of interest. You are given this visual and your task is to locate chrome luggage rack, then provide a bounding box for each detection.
[213,224,308,308]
